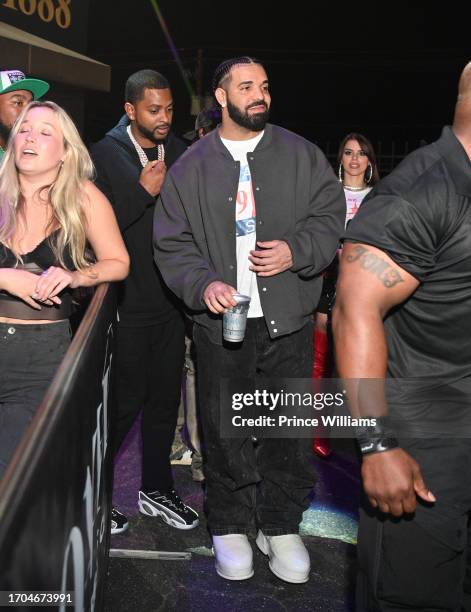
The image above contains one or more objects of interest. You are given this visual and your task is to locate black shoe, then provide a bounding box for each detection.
[110,507,128,535]
[138,489,199,530]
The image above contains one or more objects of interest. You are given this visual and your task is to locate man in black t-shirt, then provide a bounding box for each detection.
[333,62,471,610]
[91,70,198,536]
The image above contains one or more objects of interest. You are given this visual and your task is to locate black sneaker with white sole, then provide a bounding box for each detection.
[110,507,129,535]
[138,489,199,530]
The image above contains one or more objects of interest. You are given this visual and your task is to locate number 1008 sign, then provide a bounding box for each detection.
[2,0,71,29]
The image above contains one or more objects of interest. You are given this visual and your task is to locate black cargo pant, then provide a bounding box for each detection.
[0,320,70,479]
[357,438,471,611]
[194,318,315,536]
[112,315,185,492]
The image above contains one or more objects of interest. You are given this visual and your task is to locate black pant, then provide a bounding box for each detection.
[113,316,185,492]
[194,318,315,536]
[0,320,70,478]
[357,439,471,611]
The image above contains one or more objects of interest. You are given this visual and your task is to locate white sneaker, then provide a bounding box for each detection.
[256,530,310,583]
[212,534,254,580]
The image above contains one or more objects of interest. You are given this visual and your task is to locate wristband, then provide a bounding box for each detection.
[359,437,399,456]
[354,417,399,456]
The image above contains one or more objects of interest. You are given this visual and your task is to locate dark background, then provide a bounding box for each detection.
[86,1,469,171]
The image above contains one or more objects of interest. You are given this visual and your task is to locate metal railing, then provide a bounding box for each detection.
[0,284,116,612]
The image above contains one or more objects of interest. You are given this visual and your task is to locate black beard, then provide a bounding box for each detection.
[135,119,168,145]
[226,98,269,132]
[0,120,11,145]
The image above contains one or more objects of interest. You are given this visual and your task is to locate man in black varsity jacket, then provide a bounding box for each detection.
[90,69,198,535]
[154,57,345,583]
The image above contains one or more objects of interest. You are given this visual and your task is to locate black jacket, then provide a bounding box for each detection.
[90,115,187,326]
[154,123,345,344]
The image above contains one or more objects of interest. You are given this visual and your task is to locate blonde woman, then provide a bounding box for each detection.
[0,101,129,477]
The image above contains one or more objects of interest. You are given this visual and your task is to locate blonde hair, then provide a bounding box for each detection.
[0,100,94,270]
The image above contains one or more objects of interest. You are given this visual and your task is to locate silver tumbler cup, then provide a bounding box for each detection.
[223,293,251,342]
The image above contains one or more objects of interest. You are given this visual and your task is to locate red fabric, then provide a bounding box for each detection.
[313,437,331,457]
[312,329,330,379]
[312,329,332,456]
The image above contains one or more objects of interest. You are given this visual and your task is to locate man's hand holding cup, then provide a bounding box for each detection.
[203,281,238,314]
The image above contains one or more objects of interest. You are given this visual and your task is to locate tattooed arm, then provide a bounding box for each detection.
[341,244,406,290]
[332,241,418,414]
[332,243,435,517]
[332,242,419,381]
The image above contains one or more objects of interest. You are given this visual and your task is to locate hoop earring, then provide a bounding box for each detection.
[365,163,373,184]
[338,163,343,182]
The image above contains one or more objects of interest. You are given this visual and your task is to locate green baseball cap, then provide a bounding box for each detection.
[0,69,49,100]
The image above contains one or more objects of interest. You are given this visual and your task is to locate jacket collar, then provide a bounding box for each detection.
[210,122,274,158]
[436,126,471,197]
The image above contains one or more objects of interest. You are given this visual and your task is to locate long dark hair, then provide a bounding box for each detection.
[337,132,380,185]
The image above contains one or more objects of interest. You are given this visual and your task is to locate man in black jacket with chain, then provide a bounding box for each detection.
[154,57,345,582]
[91,69,198,535]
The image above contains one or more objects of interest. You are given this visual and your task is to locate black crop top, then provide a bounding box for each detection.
[0,230,76,320]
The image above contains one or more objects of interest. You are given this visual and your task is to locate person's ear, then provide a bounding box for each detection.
[215,87,227,108]
[124,102,135,121]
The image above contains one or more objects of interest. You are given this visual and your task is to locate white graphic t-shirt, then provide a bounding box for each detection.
[344,186,372,226]
[221,133,264,318]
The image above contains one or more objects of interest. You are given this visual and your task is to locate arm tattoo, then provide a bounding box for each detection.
[345,245,404,288]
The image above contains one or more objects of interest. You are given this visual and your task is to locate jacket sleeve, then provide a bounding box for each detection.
[285,149,345,277]
[153,172,221,311]
[90,140,156,231]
